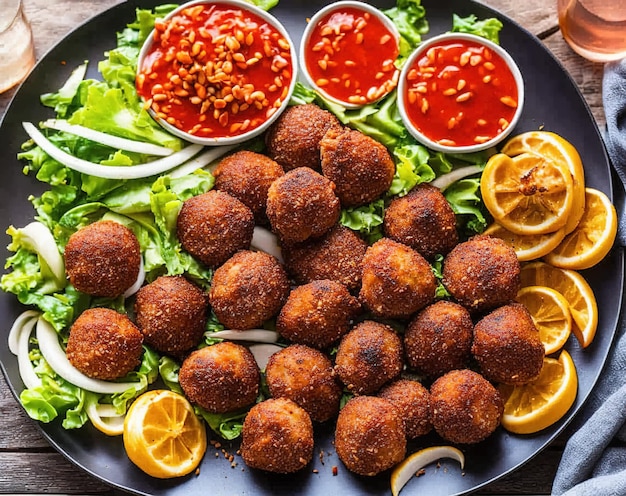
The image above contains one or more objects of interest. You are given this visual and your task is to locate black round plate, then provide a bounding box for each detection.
[0,1,623,495]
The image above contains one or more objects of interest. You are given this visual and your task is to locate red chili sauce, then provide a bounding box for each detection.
[402,39,519,147]
[304,6,399,106]
[136,4,293,139]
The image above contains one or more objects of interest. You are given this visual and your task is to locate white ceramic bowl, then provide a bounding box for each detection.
[136,0,297,146]
[299,1,400,108]
[397,32,524,153]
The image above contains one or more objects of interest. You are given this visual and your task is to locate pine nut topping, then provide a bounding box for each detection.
[137,3,294,138]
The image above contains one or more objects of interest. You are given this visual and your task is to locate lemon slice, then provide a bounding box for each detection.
[520,261,598,348]
[501,131,586,234]
[516,285,572,354]
[390,446,465,496]
[480,152,574,235]
[123,390,207,478]
[500,350,577,434]
[483,222,566,261]
[545,188,617,270]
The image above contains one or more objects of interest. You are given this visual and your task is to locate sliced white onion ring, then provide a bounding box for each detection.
[431,165,483,191]
[122,256,145,299]
[251,226,283,263]
[210,329,279,343]
[8,309,40,355]
[41,119,174,156]
[247,343,284,371]
[13,221,65,286]
[23,122,204,180]
[85,400,125,436]
[36,317,140,394]
[9,311,42,390]
[168,144,237,178]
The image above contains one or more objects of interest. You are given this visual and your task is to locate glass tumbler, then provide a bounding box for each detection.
[558,0,626,63]
[0,0,35,93]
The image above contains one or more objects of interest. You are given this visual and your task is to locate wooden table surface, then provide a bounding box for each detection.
[0,0,609,495]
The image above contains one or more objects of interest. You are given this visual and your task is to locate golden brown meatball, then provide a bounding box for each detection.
[384,183,459,260]
[213,150,284,225]
[179,342,259,413]
[134,275,208,355]
[334,320,403,395]
[176,189,254,268]
[265,344,342,422]
[266,167,340,243]
[209,250,290,330]
[265,103,342,171]
[241,397,314,473]
[379,379,432,439]
[282,224,368,291]
[404,300,474,379]
[320,127,395,207]
[276,280,361,349]
[66,308,143,380]
[335,396,406,476]
[472,302,545,385]
[430,369,504,444]
[442,234,520,313]
[64,220,141,298]
[359,237,437,319]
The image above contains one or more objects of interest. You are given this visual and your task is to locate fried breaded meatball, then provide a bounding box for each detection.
[404,300,474,379]
[179,342,259,413]
[442,234,520,313]
[276,280,361,349]
[209,250,290,330]
[472,302,545,385]
[213,150,284,225]
[359,238,437,319]
[176,189,254,268]
[379,379,432,439]
[334,320,403,395]
[430,369,504,444]
[265,344,342,422]
[134,275,208,354]
[282,224,368,291]
[241,397,314,473]
[384,183,459,260]
[265,103,342,171]
[266,167,340,243]
[66,308,143,380]
[335,396,406,476]
[320,127,395,207]
[64,220,141,298]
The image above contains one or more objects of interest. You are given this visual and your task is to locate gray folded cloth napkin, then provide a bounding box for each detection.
[551,58,626,495]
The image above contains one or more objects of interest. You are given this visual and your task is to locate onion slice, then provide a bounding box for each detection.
[430,165,483,191]
[122,256,145,299]
[209,329,280,343]
[41,119,174,156]
[23,122,204,180]
[13,221,65,286]
[168,144,237,178]
[85,400,125,436]
[247,343,284,370]
[9,311,42,390]
[251,226,283,263]
[8,309,40,355]
[36,317,140,394]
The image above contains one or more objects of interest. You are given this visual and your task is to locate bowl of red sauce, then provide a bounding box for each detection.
[397,32,524,153]
[136,0,297,145]
[299,1,400,108]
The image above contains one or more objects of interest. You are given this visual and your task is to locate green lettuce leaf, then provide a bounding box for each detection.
[383,0,429,55]
[451,13,504,44]
[444,177,489,238]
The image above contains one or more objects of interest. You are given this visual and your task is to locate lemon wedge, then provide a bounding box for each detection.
[390,446,465,496]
